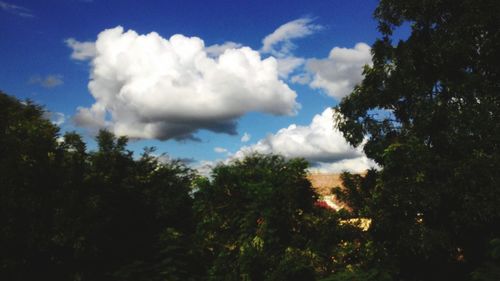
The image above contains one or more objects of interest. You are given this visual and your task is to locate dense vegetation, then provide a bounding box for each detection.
[1,0,499,280]
[334,0,500,280]
[0,93,201,281]
[0,92,367,281]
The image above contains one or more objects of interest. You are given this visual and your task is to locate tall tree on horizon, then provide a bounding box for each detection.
[335,0,500,280]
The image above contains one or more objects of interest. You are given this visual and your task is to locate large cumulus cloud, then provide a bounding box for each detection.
[69,26,299,140]
[234,108,376,173]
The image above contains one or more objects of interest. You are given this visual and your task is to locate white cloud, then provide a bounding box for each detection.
[206,41,242,57]
[214,147,228,154]
[290,73,311,85]
[68,26,299,140]
[260,18,323,79]
[276,56,305,78]
[52,112,66,126]
[261,17,322,57]
[307,42,372,99]
[73,103,109,134]
[43,111,66,126]
[308,157,377,174]
[0,1,33,18]
[241,132,251,143]
[156,154,195,165]
[234,108,376,173]
[260,18,322,79]
[191,160,217,178]
[29,74,63,88]
[65,38,96,61]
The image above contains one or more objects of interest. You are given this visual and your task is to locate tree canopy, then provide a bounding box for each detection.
[0,92,201,281]
[335,0,500,280]
[0,92,366,280]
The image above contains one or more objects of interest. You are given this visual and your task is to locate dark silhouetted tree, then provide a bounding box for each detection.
[0,92,201,281]
[194,154,319,280]
[335,0,500,280]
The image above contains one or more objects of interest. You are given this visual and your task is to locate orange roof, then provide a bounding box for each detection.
[307,173,343,196]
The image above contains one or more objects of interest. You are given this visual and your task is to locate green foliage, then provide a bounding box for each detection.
[0,92,64,279]
[335,0,500,280]
[319,267,391,281]
[471,239,500,281]
[193,154,358,280]
[3,92,366,280]
[0,92,200,280]
[194,154,317,280]
[333,170,378,217]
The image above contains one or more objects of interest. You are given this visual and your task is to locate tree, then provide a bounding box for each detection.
[194,154,323,280]
[471,238,500,281]
[0,92,201,280]
[335,0,500,280]
[65,131,201,281]
[0,92,68,280]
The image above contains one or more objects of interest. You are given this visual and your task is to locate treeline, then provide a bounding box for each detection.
[0,85,498,281]
[0,92,374,281]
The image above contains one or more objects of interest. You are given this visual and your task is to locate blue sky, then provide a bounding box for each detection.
[1,0,388,173]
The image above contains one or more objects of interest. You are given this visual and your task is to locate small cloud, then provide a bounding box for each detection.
[0,1,34,18]
[214,147,228,154]
[65,38,96,61]
[177,157,196,165]
[72,103,110,135]
[157,154,196,165]
[43,111,65,126]
[191,160,217,178]
[290,73,311,85]
[241,132,251,143]
[307,43,372,99]
[276,56,305,78]
[308,157,378,174]
[259,18,322,80]
[29,74,64,88]
[261,17,322,57]
[233,108,377,173]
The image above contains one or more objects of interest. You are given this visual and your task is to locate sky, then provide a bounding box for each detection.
[0,0,390,174]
